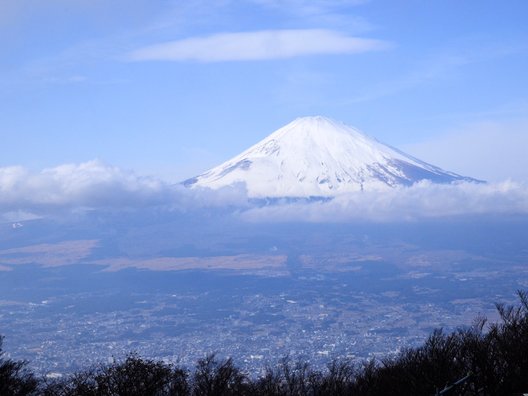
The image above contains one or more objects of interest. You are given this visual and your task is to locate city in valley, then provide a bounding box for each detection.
[1,214,526,377]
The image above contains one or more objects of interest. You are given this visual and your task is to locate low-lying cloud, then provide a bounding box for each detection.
[0,160,171,213]
[1,161,527,223]
[241,180,528,222]
[0,160,249,220]
[128,29,388,62]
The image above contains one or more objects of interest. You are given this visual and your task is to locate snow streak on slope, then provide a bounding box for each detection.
[184,116,481,198]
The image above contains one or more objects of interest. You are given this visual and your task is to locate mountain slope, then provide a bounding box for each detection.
[184,116,481,198]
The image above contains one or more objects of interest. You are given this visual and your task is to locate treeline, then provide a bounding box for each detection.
[2,291,528,396]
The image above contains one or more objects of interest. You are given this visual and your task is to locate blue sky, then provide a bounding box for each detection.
[1,0,527,183]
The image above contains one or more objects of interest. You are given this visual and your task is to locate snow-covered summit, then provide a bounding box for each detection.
[184,116,480,198]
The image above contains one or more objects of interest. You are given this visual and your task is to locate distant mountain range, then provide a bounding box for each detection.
[184,116,482,198]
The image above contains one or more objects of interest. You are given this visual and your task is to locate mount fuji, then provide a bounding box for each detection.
[184,116,481,198]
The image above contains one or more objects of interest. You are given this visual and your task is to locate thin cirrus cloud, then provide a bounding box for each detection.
[127,29,389,62]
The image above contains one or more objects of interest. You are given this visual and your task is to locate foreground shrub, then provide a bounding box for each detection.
[0,336,38,396]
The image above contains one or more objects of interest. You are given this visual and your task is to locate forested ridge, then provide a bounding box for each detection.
[2,291,527,396]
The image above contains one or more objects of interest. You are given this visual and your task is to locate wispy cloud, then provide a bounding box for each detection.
[348,54,471,104]
[250,0,369,15]
[348,43,528,104]
[249,0,372,28]
[127,29,388,62]
[402,118,528,182]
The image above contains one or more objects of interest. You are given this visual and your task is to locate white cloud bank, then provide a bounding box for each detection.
[241,180,528,223]
[1,161,527,223]
[0,160,171,212]
[128,29,388,62]
[0,160,249,220]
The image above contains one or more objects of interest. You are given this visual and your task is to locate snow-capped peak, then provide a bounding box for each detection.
[184,116,481,198]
